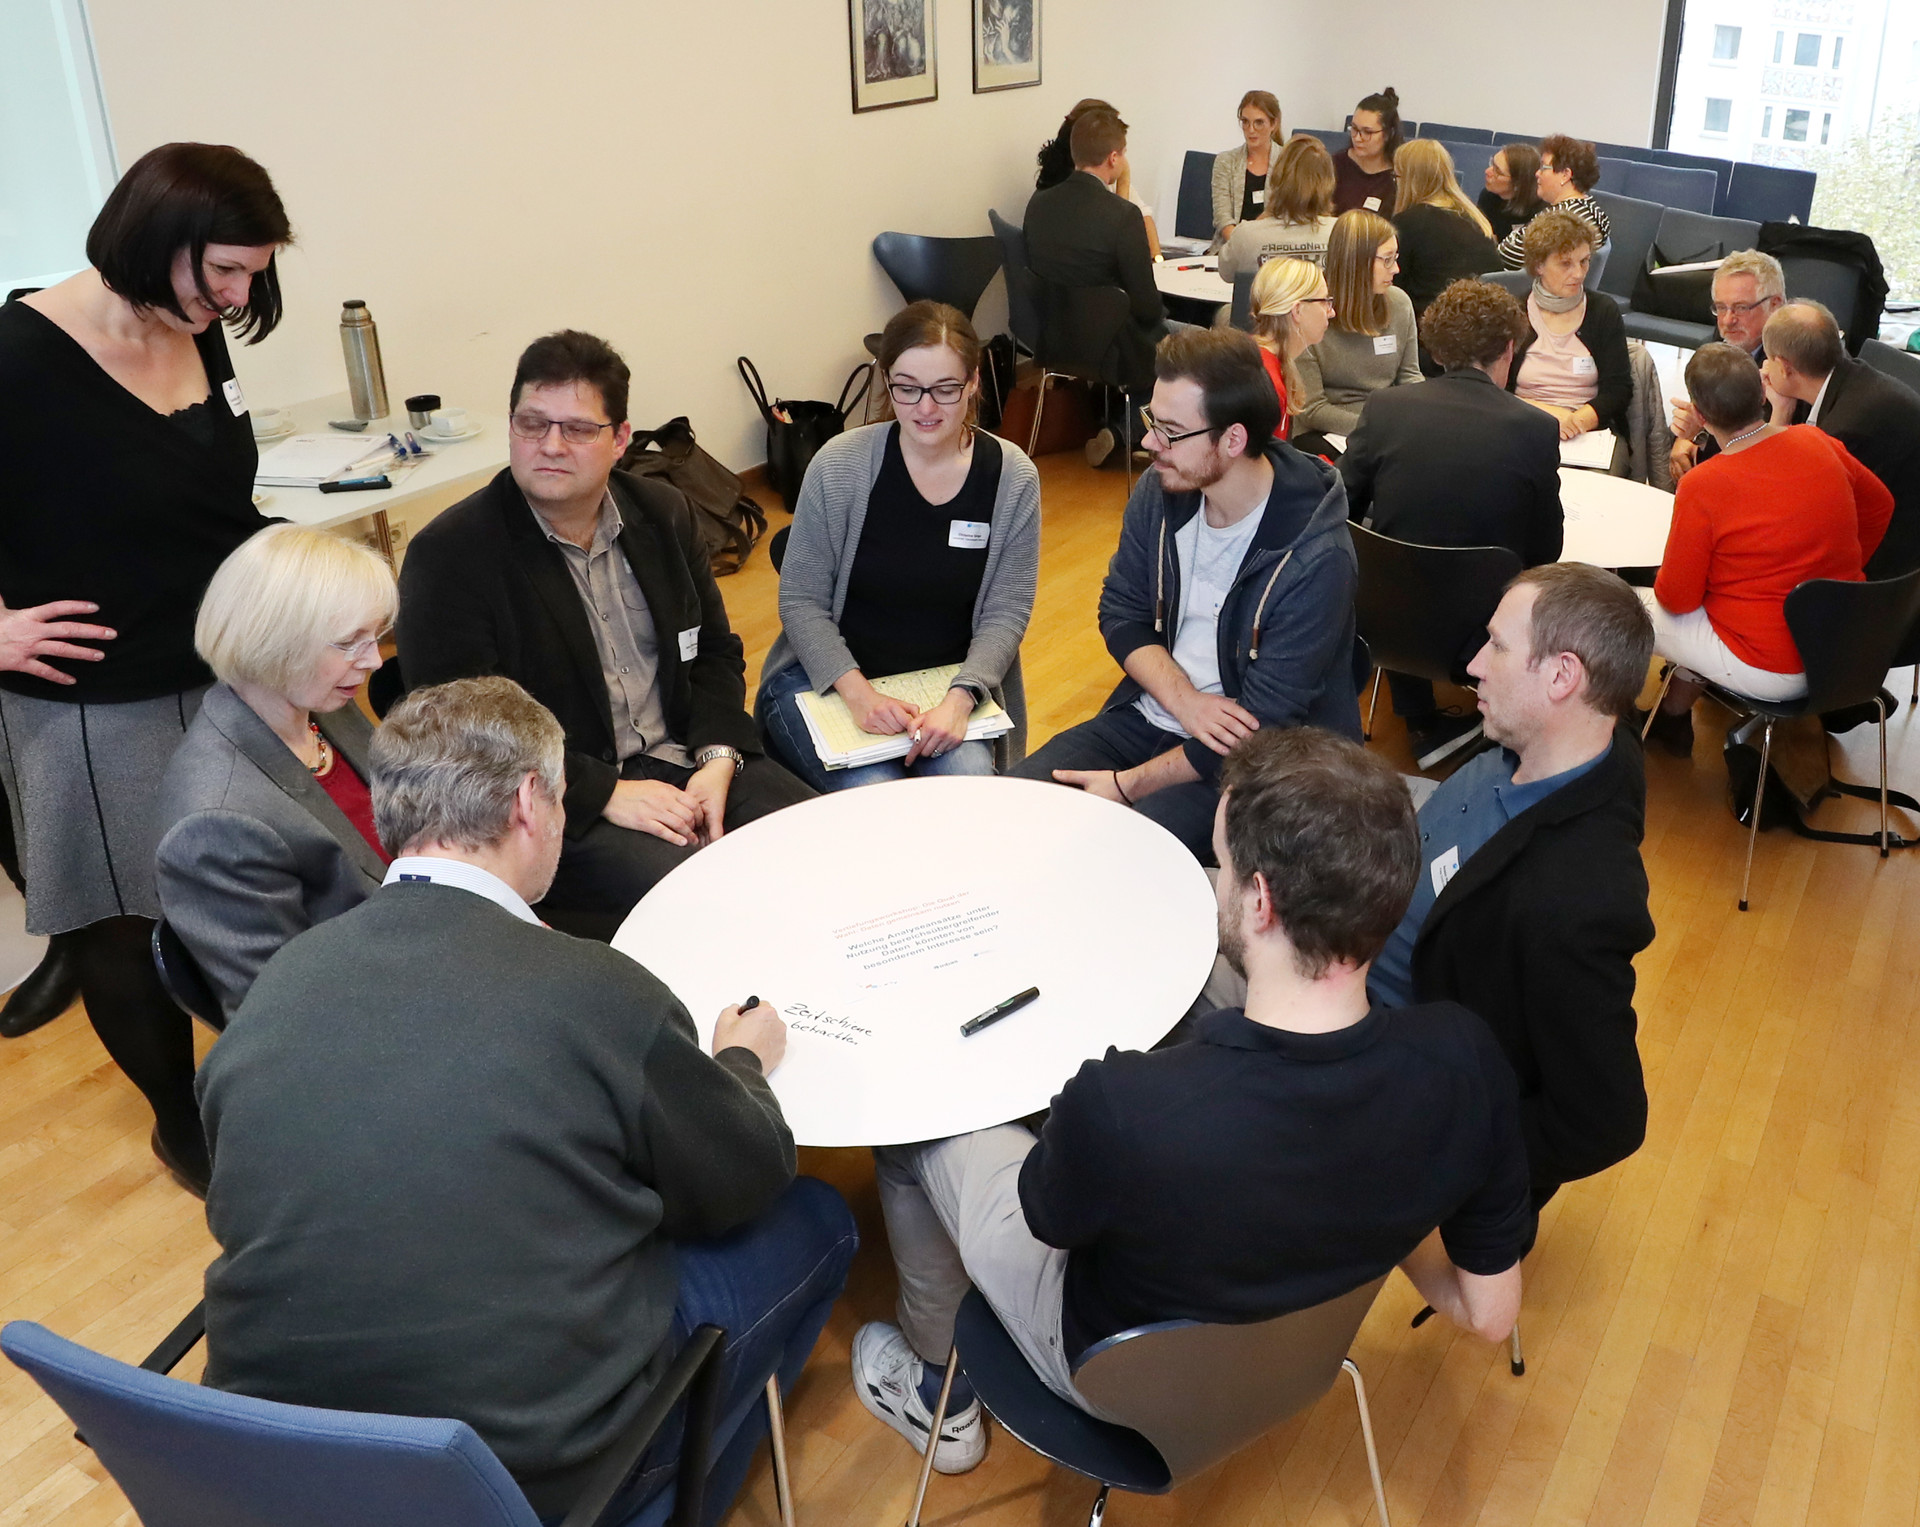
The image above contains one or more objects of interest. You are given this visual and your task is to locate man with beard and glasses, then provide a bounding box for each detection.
[853,726,1530,1476]
[1011,328,1360,861]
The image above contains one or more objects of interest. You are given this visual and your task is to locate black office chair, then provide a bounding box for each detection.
[1228,269,1255,333]
[988,207,1043,361]
[150,919,226,1032]
[767,524,790,575]
[861,234,1006,414]
[1350,524,1523,740]
[1643,570,1920,910]
[366,654,405,719]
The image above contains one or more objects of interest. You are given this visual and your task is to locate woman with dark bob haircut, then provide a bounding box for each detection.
[0,142,290,1195]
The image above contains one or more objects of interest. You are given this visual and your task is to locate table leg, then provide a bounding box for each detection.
[371,508,397,572]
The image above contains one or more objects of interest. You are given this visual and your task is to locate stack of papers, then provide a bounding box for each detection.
[797,664,1013,769]
[254,434,397,487]
[1560,432,1616,470]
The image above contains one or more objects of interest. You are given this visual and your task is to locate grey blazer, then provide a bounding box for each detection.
[155,683,386,1021]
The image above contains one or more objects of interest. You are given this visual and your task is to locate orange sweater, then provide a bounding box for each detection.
[1654,426,1892,673]
[1259,345,1291,440]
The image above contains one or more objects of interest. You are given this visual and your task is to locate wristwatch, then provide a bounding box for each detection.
[694,744,746,777]
[950,679,989,706]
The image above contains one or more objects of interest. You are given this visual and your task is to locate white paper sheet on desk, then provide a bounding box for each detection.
[254,434,395,486]
[1560,432,1616,470]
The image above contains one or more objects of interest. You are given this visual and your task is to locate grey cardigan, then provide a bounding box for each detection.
[155,683,386,1021]
[1293,286,1425,439]
[1211,143,1280,244]
[757,422,1041,763]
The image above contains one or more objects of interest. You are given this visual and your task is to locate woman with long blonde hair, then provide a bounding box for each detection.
[1249,258,1334,439]
[1291,209,1422,448]
[1391,139,1500,369]
[1217,136,1338,283]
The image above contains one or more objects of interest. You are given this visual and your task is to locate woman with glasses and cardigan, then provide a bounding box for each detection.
[1291,210,1423,453]
[155,526,396,1026]
[757,302,1040,794]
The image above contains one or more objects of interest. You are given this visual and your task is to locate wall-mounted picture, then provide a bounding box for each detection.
[849,0,938,113]
[973,0,1040,92]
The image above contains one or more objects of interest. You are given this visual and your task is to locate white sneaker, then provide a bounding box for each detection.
[851,1321,987,1474]
[1084,427,1118,468]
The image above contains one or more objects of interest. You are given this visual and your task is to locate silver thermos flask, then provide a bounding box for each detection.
[340,301,389,420]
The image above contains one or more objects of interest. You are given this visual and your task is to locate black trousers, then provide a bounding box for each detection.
[538,753,815,937]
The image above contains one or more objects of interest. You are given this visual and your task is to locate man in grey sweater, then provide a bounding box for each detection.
[196,677,856,1522]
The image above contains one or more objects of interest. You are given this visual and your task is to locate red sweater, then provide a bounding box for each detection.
[1654,426,1892,673]
[1259,345,1291,440]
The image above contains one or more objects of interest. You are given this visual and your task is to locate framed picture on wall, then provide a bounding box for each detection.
[849,0,938,113]
[972,0,1040,92]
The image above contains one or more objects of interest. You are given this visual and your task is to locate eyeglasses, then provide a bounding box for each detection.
[327,630,391,660]
[1711,299,1771,318]
[887,379,968,406]
[1374,251,1401,267]
[1348,123,1384,139]
[1296,296,1335,309]
[509,412,618,444]
[1139,407,1217,446]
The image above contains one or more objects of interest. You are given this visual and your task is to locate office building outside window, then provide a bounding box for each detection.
[1705,97,1734,132]
[1714,24,1742,59]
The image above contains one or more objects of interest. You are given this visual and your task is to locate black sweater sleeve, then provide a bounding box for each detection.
[1579,293,1634,433]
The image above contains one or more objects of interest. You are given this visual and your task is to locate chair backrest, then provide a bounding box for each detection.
[1862,338,1920,397]
[1228,268,1255,332]
[1783,571,1920,716]
[1037,282,1131,384]
[1594,155,1636,192]
[1435,138,1495,186]
[870,233,1003,321]
[1072,1277,1387,1484]
[1593,141,1735,212]
[1723,161,1817,224]
[1620,161,1718,214]
[987,208,1042,354]
[1651,206,1761,265]
[1350,524,1523,685]
[1293,128,1348,157]
[367,653,405,719]
[2,1321,541,1527]
[1590,191,1665,302]
[1587,240,1612,292]
[1492,130,1534,146]
[151,919,226,1031]
[1420,122,1494,144]
[1175,150,1215,243]
[1478,268,1531,299]
[1779,254,1868,348]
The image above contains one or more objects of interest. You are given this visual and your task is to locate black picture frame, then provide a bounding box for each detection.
[849,0,939,113]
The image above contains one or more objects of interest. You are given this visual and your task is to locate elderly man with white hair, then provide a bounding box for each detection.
[1668,249,1786,482]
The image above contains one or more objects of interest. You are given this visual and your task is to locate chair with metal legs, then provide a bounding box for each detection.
[907,1278,1392,1527]
[1640,569,1920,910]
[1410,1304,1524,1375]
[862,233,1005,418]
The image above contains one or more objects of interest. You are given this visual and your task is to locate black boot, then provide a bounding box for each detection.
[0,930,83,1038]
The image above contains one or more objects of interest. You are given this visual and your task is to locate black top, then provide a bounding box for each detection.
[1332,149,1397,215]
[0,299,267,702]
[1476,187,1543,244]
[1392,202,1501,316]
[1023,170,1167,391]
[1018,1004,1531,1359]
[1507,289,1634,435]
[1412,725,1654,1205]
[1341,367,1564,567]
[1792,353,1920,579]
[1241,168,1268,221]
[838,426,1001,679]
[397,468,759,838]
[197,883,795,1506]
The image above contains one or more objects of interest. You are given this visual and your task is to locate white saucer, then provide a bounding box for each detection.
[252,490,272,509]
[418,425,483,445]
[251,425,294,443]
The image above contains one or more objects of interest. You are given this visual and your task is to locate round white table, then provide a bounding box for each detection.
[612,776,1218,1148]
[1558,468,1675,568]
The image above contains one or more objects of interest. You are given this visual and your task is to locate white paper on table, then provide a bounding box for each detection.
[254,433,396,486]
[1560,431,1616,470]
[1322,433,1348,453]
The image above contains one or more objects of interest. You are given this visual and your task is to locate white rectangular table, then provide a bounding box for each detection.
[255,392,508,564]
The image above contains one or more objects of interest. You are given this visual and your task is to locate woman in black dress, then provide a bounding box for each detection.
[0,143,289,1193]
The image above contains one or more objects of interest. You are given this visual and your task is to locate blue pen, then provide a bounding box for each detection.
[404,431,427,456]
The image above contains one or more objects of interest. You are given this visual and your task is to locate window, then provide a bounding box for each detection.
[1773,30,1784,63]
[0,0,118,294]
[1713,24,1741,60]
[1821,112,1832,145]
[1704,98,1733,133]
[1831,36,1843,69]
[1761,106,1774,137]
[1794,32,1821,67]
[1783,108,1810,141]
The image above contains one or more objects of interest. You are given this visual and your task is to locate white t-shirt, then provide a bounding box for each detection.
[1136,499,1264,736]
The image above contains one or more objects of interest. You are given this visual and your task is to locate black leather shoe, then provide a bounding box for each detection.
[150,1126,210,1200]
[0,933,82,1039]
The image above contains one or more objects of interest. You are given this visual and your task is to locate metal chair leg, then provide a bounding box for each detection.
[1364,668,1383,742]
[904,1347,959,1527]
[1911,662,1917,705]
[1508,1320,1525,1377]
[1738,718,1773,911]
[1878,695,1890,857]
[766,1375,795,1527]
[1087,1482,1112,1526]
[1641,663,1676,742]
[1026,372,1051,458]
[1342,1358,1391,1527]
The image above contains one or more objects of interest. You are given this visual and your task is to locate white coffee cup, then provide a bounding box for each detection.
[428,406,470,437]
[250,406,290,438]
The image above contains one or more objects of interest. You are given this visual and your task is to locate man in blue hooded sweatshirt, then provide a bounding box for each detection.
[1014,327,1361,860]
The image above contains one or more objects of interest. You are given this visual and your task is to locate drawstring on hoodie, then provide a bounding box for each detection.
[1246,549,1293,662]
[1153,516,1168,632]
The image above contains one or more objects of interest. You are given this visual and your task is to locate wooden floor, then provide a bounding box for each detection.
[5,448,1920,1527]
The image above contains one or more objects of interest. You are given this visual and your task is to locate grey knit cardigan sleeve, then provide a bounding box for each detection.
[759,422,1042,702]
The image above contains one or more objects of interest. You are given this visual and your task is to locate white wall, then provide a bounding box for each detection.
[88,0,1300,471]
[1283,0,1672,148]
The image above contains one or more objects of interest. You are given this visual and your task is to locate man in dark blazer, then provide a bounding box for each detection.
[1763,299,1920,578]
[1341,279,1563,768]
[399,330,811,929]
[1369,563,1656,1212]
[1022,105,1168,465]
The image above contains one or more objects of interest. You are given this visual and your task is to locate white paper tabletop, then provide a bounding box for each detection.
[612,776,1219,1147]
[1154,260,1231,305]
[1559,468,1674,568]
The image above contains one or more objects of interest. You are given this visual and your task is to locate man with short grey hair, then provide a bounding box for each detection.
[196,676,856,1525]
[1669,249,1786,481]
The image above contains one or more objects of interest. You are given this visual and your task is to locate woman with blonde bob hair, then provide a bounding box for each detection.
[1218,136,1338,283]
[1291,208,1422,449]
[1391,140,1498,347]
[154,524,397,1023]
[1249,257,1335,438]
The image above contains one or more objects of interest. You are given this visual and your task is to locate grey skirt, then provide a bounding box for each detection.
[0,687,206,935]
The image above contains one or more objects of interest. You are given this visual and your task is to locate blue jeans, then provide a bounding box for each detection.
[1011,704,1220,863]
[760,662,997,794]
[545,1177,858,1527]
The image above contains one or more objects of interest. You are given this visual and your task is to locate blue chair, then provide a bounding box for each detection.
[1492,130,1535,146]
[1594,155,1635,191]
[907,1280,1391,1527]
[1780,254,1875,355]
[1590,190,1666,307]
[1621,207,1761,349]
[1863,337,1920,397]
[3,1308,781,1527]
[1420,122,1494,144]
[987,208,1042,360]
[1724,162,1817,224]
[1592,142,1735,213]
[1435,138,1495,186]
[1175,149,1215,243]
[1228,269,1255,332]
[151,919,226,1032]
[1293,127,1348,156]
[1619,162,1717,215]
[1478,268,1531,299]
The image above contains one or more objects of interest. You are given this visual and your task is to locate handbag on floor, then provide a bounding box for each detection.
[738,357,872,512]
[618,416,766,577]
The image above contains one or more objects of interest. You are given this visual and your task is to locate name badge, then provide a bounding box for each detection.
[949,520,990,550]
[1373,333,1398,356]
[1250,188,1266,206]
[678,627,700,661]
[1430,844,1461,897]
[1363,196,1381,211]
[1571,356,1598,375]
[222,378,247,416]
